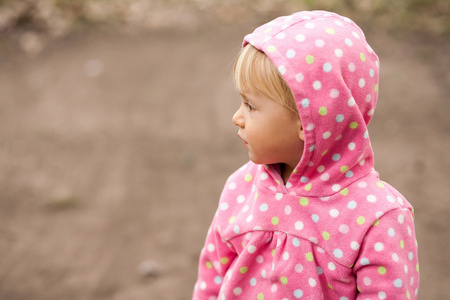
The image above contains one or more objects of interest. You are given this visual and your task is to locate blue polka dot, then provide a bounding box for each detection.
[388,228,395,236]
[301,98,310,108]
[360,257,370,265]
[317,266,323,275]
[332,154,341,161]
[345,171,354,178]
[394,278,402,288]
[312,214,319,223]
[214,276,223,284]
[333,249,343,258]
[293,237,300,247]
[408,252,414,261]
[336,114,345,122]
[347,201,357,209]
[260,203,268,212]
[250,277,257,286]
[300,176,309,183]
[294,289,304,298]
[323,63,332,72]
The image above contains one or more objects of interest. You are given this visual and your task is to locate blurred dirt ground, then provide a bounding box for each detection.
[0,18,449,300]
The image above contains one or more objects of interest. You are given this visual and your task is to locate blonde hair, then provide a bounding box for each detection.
[233,44,298,114]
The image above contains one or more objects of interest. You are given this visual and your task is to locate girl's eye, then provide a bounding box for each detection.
[245,102,255,111]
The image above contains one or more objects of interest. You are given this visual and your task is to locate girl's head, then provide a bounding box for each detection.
[233,44,298,115]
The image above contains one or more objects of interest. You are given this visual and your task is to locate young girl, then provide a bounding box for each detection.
[193,11,419,299]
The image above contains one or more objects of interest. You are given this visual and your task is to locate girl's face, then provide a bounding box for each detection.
[232,91,304,171]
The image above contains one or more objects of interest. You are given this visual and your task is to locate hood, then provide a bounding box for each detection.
[243,11,380,197]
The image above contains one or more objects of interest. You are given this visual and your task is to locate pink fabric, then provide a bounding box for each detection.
[193,11,419,300]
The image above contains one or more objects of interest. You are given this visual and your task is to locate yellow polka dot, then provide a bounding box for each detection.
[376,182,385,188]
[360,53,366,62]
[340,165,349,173]
[406,290,411,299]
[400,240,405,249]
[245,174,253,182]
[416,263,419,272]
[267,45,277,53]
[275,179,281,185]
[257,293,264,300]
[306,55,315,64]
[264,27,272,33]
[349,121,359,129]
[326,28,336,34]
[322,231,330,241]
[206,261,213,268]
[340,188,349,196]
[318,106,328,116]
[271,216,279,226]
[322,149,328,156]
[357,285,361,292]
[280,276,288,285]
[254,193,258,200]
[306,252,314,262]
[229,216,236,223]
[378,266,387,275]
[300,197,309,206]
[374,84,379,92]
[327,282,334,290]
[220,257,229,264]
[305,183,312,191]
[293,169,298,173]
[357,216,365,225]
[373,219,380,226]
[239,266,249,274]
[272,249,276,257]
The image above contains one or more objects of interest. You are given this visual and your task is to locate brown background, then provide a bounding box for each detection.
[0,9,449,300]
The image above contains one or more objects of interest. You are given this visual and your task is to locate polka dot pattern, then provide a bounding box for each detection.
[193,10,418,300]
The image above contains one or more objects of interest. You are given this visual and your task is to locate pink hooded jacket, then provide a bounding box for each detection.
[193,11,419,300]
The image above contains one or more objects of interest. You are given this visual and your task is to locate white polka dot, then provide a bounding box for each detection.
[284,205,292,215]
[330,209,339,217]
[339,224,349,234]
[295,221,304,230]
[305,22,315,28]
[358,181,367,188]
[323,131,331,139]
[408,252,414,261]
[275,193,283,200]
[315,39,325,47]
[378,291,386,299]
[348,62,356,72]
[348,97,356,106]
[250,277,257,286]
[295,73,304,82]
[388,228,395,236]
[233,287,242,295]
[317,165,325,173]
[306,123,315,131]
[398,214,405,224]
[347,201,357,209]
[292,237,300,247]
[367,195,377,202]
[296,34,306,42]
[228,182,237,190]
[214,276,223,284]
[345,38,353,46]
[220,203,229,210]
[200,281,207,289]
[323,62,332,72]
[370,68,375,77]
[363,277,371,286]
[271,284,277,292]
[207,243,215,252]
[311,214,319,223]
[313,80,322,90]
[328,262,336,270]
[352,31,360,39]
[286,49,296,59]
[309,278,317,287]
[260,172,268,180]
[404,265,409,273]
[374,242,384,251]
[319,173,330,181]
[330,88,339,98]
[333,249,343,258]
[294,289,303,298]
[256,255,264,263]
[397,197,404,205]
[360,258,370,265]
[348,142,356,150]
[278,65,286,75]
[392,253,399,262]
[233,225,240,234]
[276,32,286,39]
[335,49,343,57]
[301,98,309,108]
[332,184,341,192]
[351,241,360,250]
[295,263,303,273]
[359,78,365,87]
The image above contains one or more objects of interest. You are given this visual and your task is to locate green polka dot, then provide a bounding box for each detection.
[349,122,359,129]
[318,106,328,116]
[357,216,365,225]
[306,252,314,262]
[400,240,405,249]
[374,84,379,92]
[257,293,264,300]
[206,261,213,268]
[220,257,229,264]
[245,173,253,182]
[280,276,288,285]
[378,266,387,275]
[300,197,309,206]
[416,263,419,272]
[306,55,315,64]
[327,282,334,290]
[406,290,411,299]
[373,219,380,226]
[322,231,330,240]
[271,249,276,256]
[326,28,336,34]
[340,165,349,173]
[229,216,236,223]
[240,266,249,274]
[322,149,328,156]
[304,183,312,191]
[340,188,349,196]
[267,45,277,53]
[264,27,272,33]
[271,216,279,226]
[377,182,385,188]
[360,53,366,62]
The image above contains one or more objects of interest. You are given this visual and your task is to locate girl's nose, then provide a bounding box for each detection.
[232,105,244,128]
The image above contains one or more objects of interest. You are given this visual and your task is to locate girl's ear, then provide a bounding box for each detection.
[297,119,305,141]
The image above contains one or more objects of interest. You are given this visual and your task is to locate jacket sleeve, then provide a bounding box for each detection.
[192,216,237,300]
[353,208,419,299]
